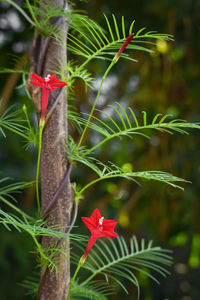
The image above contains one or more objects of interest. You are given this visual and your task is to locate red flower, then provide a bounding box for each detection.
[114,33,134,61]
[81,208,118,262]
[30,73,67,123]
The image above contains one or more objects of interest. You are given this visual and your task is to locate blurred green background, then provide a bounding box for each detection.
[0,0,200,299]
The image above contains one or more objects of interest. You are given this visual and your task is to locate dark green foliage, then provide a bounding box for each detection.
[0,0,200,299]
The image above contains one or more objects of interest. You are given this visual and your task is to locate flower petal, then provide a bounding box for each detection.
[102,230,118,238]
[48,74,67,90]
[30,73,45,88]
[103,219,118,237]
[83,234,98,258]
[41,88,50,121]
[103,219,118,227]
[31,73,44,82]
[82,216,96,232]
[90,208,102,224]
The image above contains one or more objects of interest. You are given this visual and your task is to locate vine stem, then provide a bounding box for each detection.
[25,0,41,29]
[76,59,117,151]
[36,123,44,216]
[6,0,36,27]
[66,259,84,300]
[23,105,33,131]
[81,126,148,158]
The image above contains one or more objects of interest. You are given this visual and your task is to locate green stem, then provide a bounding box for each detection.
[36,124,43,216]
[6,0,36,26]
[82,136,111,158]
[0,196,34,221]
[0,123,29,140]
[27,230,50,268]
[25,0,41,29]
[81,123,173,158]
[76,60,116,151]
[31,233,45,257]
[74,37,125,75]
[77,174,127,198]
[23,105,33,131]
[67,260,83,300]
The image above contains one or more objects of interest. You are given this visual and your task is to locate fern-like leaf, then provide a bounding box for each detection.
[68,139,188,200]
[71,103,200,156]
[65,60,94,89]
[0,177,33,202]
[0,208,84,272]
[0,104,29,138]
[76,236,172,299]
[21,273,39,297]
[0,68,28,74]
[71,280,115,300]
[0,208,84,240]
[0,103,37,148]
[68,14,172,65]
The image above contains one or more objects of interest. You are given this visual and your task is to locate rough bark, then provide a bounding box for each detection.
[29,1,73,299]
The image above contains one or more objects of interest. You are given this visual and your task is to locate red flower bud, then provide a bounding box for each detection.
[114,33,134,61]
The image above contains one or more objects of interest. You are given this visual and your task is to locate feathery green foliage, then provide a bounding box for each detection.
[21,266,114,299]
[0,68,28,74]
[0,208,65,238]
[21,274,39,297]
[0,2,198,299]
[68,136,188,201]
[0,177,33,201]
[65,60,94,93]
[0,103,37,148]
[71,281,114,300]
[0,207,84,273]
[71,236,172,299]
[1,0,36,26]
[68,103,200,157]
[0,104,29,139]
[68,13,172,65]
[0,178,34,220]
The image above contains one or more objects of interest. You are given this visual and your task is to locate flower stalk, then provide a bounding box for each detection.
[35,123,43,215]
[30,73,67,215]
[76,61,114,150]
[76,33,134,151]
[67,209,118,299]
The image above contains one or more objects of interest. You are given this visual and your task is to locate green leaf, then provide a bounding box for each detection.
[68,14,172,65]
[71,280,113,300]
[21,273,39,297]
[66,60,94,89]
[0,177,33,202]
[0,103,37,145]
[68,139,187,198]
[78,236,172,299]
[76,104,200,156]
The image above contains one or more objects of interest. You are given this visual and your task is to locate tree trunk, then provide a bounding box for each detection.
[29,1,73,299]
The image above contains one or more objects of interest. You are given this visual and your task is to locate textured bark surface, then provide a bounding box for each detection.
[30,1,73,299]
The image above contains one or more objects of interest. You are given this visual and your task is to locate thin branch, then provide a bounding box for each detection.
[42,163,72,218]
[56,198,78,249]
[7,0,36,27]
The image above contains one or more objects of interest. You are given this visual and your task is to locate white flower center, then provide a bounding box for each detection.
[98,217,104,226]
[44,74,51,82]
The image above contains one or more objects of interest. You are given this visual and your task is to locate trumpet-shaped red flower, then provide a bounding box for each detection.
[114,33,134,61]
[30,73,67,123]
[81,208,118,262]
